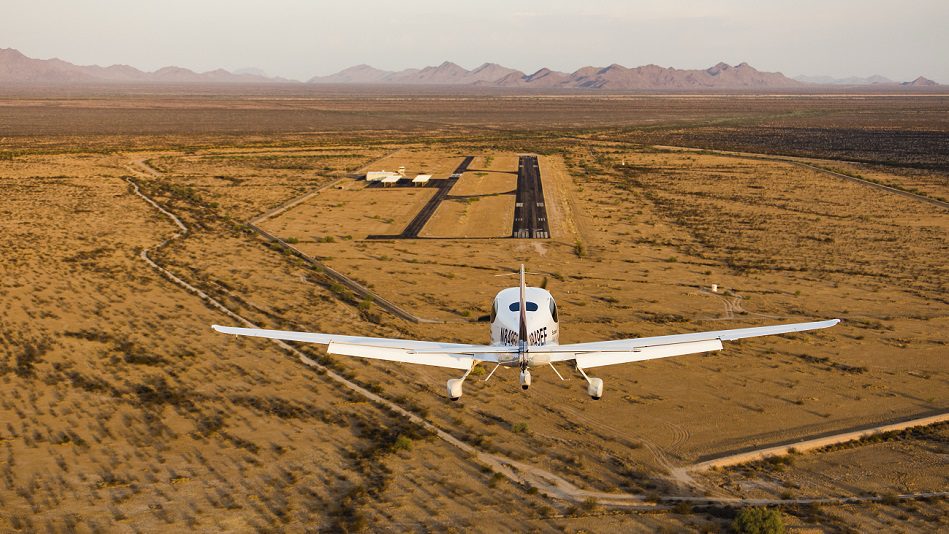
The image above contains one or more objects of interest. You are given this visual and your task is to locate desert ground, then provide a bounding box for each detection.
[0,88,946,532]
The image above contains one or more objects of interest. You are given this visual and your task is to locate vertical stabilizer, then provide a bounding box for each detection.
[519,264,528,346]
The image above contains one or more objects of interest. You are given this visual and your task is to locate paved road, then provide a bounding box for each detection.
[512,155,550,238]
[367,155,473,239]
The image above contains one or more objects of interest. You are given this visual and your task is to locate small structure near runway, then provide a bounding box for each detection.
[412,174,432,186]
[367,156,474,239]
[381,175,401,186]
[366,170,402,182]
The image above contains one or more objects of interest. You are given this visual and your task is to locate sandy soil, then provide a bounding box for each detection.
[1,128,945,532]
[801,159,949,203]
[0,154,397,531]
[367,150,470,178]
[699,425,949,532]
[451,172,516,196]
[420,194,515,238]
[420,154,519,238]
[265,179,437,240]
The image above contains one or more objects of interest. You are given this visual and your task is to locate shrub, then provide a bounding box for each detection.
[488,472,504,488]
[580,497,598,511]
[391,435,413,452]
[732,506,785,534]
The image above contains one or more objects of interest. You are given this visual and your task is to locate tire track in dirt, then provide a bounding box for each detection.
[699,288,785,321]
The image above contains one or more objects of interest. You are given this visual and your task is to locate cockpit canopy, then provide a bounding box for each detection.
[509,301,539,312]
[489,289,559,324]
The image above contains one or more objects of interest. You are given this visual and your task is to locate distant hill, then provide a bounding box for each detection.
[794,74,943,87]
[310,64,394,84]
[901,76,938,87]
[794,74,896,85]
[234,67,269,77]
[308,61,525,85]
[310,61,806,89]
[0,48,288,84]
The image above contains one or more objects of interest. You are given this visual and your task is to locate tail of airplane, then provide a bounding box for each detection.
[518,264,528,347]
[517,264,532,389]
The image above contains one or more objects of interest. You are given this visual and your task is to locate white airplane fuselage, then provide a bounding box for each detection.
[489,286,559,368]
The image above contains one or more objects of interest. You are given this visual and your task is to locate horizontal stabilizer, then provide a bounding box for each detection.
[410,346,520,355]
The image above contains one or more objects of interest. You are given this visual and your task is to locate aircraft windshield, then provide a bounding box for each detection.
[509,302,539,312]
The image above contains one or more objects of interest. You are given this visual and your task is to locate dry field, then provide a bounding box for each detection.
[421,155,519,238]
[0,91,946,532]
[699,423,949,532]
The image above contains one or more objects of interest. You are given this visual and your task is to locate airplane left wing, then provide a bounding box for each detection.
[211,325,499,370]
[545,319,840,369]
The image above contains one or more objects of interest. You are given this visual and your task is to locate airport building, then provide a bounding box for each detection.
[366,170,402,182]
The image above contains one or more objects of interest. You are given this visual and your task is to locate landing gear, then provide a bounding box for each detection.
[576,366,603,400]
[446,365,475,401]
[587,378,604,400]
[446,379,464,401]
[519,369,532,390]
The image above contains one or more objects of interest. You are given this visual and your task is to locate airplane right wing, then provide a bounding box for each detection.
[545,319,840,369]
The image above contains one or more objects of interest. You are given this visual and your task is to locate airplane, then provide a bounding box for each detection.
[213,265,840,401]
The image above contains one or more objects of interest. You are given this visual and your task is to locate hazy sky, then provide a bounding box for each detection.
[4,0,947,82]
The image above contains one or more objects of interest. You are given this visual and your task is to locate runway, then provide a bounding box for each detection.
[367,156,473,239]
[511,155,550,238]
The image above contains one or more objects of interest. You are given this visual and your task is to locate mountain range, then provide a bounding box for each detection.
[308,61,806,89]
[793,74,938,87]
[795,74,896,85]
[0,48,940,89]
[0,48,290,84]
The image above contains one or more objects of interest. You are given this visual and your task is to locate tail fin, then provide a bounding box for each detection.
[519,264,528,346]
